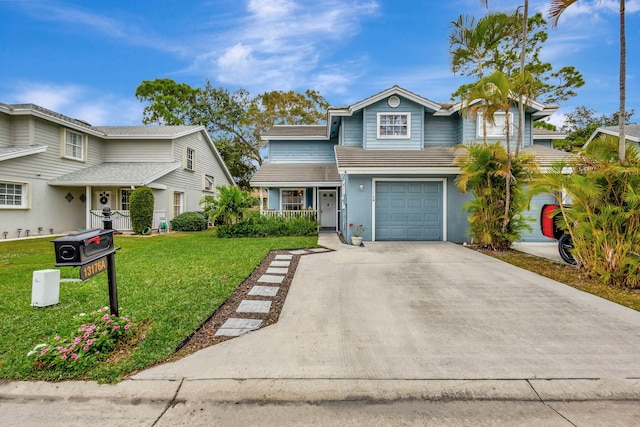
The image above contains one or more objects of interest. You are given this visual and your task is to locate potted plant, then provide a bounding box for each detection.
[349,223,365,246]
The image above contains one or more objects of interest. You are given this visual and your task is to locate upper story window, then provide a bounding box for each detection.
[203,174,215,192]
[477,112,514,138]
[63,129,86,161]
[0,182,27,208]
[185,147,195,171]
[377,113,410,139]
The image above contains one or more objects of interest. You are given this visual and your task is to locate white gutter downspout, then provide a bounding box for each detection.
[85,186,92,229]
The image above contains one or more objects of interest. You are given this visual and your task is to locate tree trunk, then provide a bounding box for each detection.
[618,0,626,162]
[516,0,529,157]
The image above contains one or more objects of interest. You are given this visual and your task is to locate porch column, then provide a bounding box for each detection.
[85,186,92,229]
[259,186,264,215]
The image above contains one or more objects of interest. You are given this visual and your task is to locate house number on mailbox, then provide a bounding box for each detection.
[80,256,108,280]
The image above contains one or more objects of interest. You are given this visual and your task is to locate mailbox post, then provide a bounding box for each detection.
[52,206,120,316]
[102,206,119,317]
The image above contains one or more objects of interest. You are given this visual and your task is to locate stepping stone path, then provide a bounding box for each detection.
[214,248,329,337]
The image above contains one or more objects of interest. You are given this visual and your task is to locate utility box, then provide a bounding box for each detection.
[52,229,115,266]
[32,269,60,307]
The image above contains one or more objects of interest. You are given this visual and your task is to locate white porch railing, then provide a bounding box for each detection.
[262,210,318,221]
[90,210,166,231]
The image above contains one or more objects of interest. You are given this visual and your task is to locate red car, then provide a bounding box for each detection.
[540,204,577,265]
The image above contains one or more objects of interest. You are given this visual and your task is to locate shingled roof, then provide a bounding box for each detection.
[49,162,181,188]
[335,146,460,172]
[250,163,341,186]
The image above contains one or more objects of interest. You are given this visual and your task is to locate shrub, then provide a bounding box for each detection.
[201,186,256,226]
[171,211,208,231]
[454,142,538,249]
[129,186,154,234]
[216,214,318,238]
[28,307,143,376]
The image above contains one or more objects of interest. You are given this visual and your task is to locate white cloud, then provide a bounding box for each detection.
[4,82,143,125]
[190,0,379,92]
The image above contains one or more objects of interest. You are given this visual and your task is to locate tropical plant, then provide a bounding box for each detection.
[549,0,626,162]
[455,141,539,249]
[129,186,154,234]
[201,186,256,227]
[529,136,640,288]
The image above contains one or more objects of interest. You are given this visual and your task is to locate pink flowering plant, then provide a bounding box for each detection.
[28,307,144,374]
[349,223,366,237]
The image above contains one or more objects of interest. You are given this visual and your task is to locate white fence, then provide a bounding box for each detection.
[90,210,166,231]
[262,210,318,221]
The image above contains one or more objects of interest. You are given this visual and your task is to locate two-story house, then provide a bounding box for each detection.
[251,86,570,243]
[0,103,233,237]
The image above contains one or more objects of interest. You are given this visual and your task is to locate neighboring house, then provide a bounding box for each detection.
[584,124,640,152]
[251,85,571,243]
[0,103,234,237]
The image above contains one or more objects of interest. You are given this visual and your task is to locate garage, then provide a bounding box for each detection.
[374,180,444,241]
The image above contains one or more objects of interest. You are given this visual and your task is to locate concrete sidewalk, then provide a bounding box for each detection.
[3,237,640,425]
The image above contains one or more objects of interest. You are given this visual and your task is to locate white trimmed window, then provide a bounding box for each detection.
[63,129,85,161]
[173,192,184,217]
[477,112,514,138]
[377,113,410,139]
[281,189,305,211]
[0,182,27,208]
[120,189,133,210]
[203,174,215,192]
[184,147,195,171]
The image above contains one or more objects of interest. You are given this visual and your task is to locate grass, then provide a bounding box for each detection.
[0,231,317,383]
[477,248,640,312]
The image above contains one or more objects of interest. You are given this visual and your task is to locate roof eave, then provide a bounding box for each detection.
[337,167,460,175]
[250,181,342,187]
[0,145,47,162]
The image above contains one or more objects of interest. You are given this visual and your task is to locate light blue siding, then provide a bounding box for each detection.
[424,115,457,146]
[342,112,363,147]
[363,98,423,150]
[520,192,558,242]
[269,140,336,164]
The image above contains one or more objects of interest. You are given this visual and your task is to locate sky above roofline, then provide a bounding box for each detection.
[0,0,638,128]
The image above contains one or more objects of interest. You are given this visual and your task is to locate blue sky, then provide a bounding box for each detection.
[1,0,638,128]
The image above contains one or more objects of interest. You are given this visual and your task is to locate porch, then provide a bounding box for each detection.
[90,210,167,232]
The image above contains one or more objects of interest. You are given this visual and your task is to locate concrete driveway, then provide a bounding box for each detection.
[136,241,640,381]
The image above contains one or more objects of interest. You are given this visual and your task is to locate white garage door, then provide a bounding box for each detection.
[375,181,443,241]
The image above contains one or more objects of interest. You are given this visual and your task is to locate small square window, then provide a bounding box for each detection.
[377,113,410,139]
[64,130,85,160]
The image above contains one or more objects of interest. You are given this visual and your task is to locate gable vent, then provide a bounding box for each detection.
[388,95,400,108]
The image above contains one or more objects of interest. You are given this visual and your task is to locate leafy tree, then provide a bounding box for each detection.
[533,120,557,131]
[135,79,329,188]
[129,186,154,234]
[558,105,635,151]
[135,79,197,125]
[549,0,627,162]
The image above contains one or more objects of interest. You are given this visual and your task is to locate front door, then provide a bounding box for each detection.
[319,190,337,229]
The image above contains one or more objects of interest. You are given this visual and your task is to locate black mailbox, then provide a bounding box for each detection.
[52,229,115,266]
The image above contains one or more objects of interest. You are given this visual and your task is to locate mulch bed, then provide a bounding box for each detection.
[173,249,312,357]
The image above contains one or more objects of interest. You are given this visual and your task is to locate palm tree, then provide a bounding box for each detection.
[481,0,530,156]
[450,12,514,143]
[462,70,535,233]
[549,0,626,162]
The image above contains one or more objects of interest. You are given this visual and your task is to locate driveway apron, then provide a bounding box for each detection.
[135,242,640,381]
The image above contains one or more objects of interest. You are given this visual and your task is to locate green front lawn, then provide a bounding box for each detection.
[0,231,316,383]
